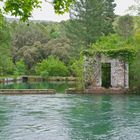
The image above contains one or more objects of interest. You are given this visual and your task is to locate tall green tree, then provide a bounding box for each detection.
[11,22,49,64]
[43,37,71,63]
[0,13,14,75]
[115,15,134,39]
[66,0,116,48]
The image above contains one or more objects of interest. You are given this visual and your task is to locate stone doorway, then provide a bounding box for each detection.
[102,63,111,88]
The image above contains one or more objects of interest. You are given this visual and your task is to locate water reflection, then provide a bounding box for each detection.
[0,94,140,140]
[0,81,75,93]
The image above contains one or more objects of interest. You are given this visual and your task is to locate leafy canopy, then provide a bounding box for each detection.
[115,15,134,39]
[35,56,69,77]
[65,0,116,48]
[1,0,73,21]
[83,34,137,62]
[0,13,14,76]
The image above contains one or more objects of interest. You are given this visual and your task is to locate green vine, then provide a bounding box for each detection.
[83,34,138,62]
[83,47,137,62]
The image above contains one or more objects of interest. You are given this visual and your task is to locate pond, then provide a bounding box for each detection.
[0,94,140,140]
[0,81,75,93]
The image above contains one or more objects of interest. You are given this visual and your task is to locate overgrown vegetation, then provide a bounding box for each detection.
[35,56,69,77]
[1,0,140,91]
[70,56,84,88]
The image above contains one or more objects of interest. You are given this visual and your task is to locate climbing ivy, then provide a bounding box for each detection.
[83,34,137,62]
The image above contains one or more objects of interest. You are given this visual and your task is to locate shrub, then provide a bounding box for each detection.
[15,60,27,75]
[69,56,84,88]
[35,56,69,77]
[0,57,15,76]
[130,50,140,92]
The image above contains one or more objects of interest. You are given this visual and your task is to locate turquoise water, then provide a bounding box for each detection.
[0,94,140,140]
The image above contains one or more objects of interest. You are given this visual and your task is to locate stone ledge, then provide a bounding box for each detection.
[0,77,22,83]
[65,87,129,94]
[85,87,129,94]
[65,88,84,94]
[22,76,77,82]
[0,89,56,94]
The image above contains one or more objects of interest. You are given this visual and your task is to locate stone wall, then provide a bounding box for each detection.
[111,59,129,88]
[84,55,101,87]
[84,55,129,89]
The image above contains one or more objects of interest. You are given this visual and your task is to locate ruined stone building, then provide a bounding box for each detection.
[84,53,129,89]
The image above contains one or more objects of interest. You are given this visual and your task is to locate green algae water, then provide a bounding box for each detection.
[0,81,75,93]
[0,94,140,140]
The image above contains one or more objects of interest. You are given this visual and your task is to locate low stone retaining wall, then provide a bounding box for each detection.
[0,77,22,83]
[22,76,77,82]
[65,87,129,94]
[0,76,77,83]
[48,77,76,81]
[0,89,56,94]
[65,88,84,94]
[85,87,129,94]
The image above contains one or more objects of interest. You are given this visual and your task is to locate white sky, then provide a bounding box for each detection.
[0,0,135,22]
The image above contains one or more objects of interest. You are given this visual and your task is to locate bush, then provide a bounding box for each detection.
[130,50,140,91]
[35,56,69,77]
[15,60,27,75]
[0,57,15,76]
[69,56,84,88]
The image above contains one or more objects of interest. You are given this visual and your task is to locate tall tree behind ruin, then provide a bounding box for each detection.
[115,15,134,39]
[65,0,116,49]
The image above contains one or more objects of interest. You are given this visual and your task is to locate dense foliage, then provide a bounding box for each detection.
[84,34,137,62]
[70,56,84,88]
[14,60,27,76]
[65,0,116,48]
[115,15,134,39]
[35,56,69,77]
[0,14,13,75]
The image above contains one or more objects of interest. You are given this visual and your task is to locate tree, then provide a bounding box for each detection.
[43,37,71,63]
[10,21,73,70]
[2,0,73,21]
[70,56,84,88]
[130,50,140,91]
[15,41,45,70]
[0,13,14,75]
[66,0,116,48]
[128,0,140,15]
[11,22,49,64]
[115,15,134,39]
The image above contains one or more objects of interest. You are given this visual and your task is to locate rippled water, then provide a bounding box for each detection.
[0,94,140,140]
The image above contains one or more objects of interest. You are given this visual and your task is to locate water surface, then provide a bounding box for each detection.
[0,81,75,93]
[0,94,140,140]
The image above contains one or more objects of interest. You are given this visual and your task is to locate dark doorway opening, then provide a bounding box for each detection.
[22,76,28,82]
[102,63,111,88]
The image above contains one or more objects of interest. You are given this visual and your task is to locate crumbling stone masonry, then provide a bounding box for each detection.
[84,54,129,89]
